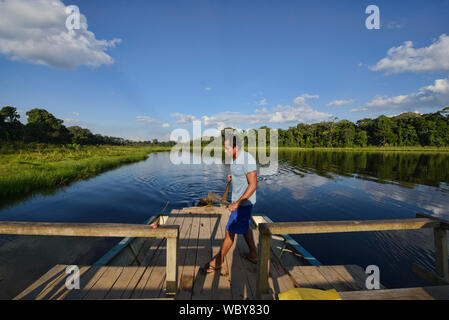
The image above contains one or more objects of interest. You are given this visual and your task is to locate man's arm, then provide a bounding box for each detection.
[228,171,257,211]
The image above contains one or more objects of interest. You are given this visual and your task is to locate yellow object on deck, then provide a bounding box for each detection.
[278,288,342,300]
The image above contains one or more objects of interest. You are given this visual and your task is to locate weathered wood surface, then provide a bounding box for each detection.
[0,221,178,238]
[15,206,295,300]
[15,207,448,300]
[340,285,449,300]
[288,265,385,292]
[260,218,439,236]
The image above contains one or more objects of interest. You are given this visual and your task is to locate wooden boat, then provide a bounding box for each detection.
[7,194,449,300]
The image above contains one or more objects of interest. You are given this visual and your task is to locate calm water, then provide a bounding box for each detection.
[1,150,449,298]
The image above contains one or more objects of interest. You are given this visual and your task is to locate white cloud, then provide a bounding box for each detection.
[258,98,268,106]
[352,78,449,113]
[0,0,121,69]
[162,123,170,128]
[73,112,80,117]
[136,116,161,125]
[63,118,80,125]
[293,94,319,106]
[268,104,330,124]
[370,34,449,74]
[171,94,331,129]
[205,88,212,91]
[327,99,355,107]
[171,113,198,125]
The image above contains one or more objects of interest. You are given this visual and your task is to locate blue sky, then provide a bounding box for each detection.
[0,0,449,141]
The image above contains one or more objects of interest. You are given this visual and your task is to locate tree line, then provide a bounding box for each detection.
[2,106,448,148]
[0,106,176,147]
[218,108,449,148]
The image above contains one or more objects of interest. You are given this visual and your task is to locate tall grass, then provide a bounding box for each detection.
[0,144,171,199]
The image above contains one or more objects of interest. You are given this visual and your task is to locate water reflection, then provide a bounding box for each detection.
[0,150,449,297]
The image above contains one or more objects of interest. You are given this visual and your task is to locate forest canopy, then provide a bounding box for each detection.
[1,106,449,147]
[0,106,175,147]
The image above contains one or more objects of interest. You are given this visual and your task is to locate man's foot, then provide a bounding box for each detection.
[201,257,223,274]
[240,253,258,264]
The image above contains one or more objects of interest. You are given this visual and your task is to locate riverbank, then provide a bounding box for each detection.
[0,144,171,199]
[263,146,449,153]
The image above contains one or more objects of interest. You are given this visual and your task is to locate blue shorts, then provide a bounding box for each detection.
[225,205,253,235]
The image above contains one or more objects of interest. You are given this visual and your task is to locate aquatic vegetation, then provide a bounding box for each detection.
[0,144,171,198]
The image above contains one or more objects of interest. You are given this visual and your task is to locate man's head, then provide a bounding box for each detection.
[224,133,242,158]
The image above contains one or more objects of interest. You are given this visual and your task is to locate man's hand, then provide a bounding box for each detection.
[228,202,239,212]
[227,174,232,183]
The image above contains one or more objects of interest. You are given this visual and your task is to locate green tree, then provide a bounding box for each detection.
[373,115,396,146]
[25,109,72,144]
[0,106,24,141]
[68,126,95,145]
[354,130,368,147]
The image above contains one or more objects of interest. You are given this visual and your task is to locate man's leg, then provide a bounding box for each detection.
[243,228,258,261]
[208,230,235,269]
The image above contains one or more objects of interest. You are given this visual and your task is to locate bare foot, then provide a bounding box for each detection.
[203,257,223,274]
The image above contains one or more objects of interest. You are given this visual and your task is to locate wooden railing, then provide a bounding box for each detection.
[0,221,179,295]
[256,214,449,299]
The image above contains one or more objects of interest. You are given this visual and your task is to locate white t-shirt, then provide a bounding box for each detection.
[230,150,257,206]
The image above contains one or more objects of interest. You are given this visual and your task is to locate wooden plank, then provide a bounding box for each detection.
[316,266,358,292]
[31,268,68,300]
[50,266,91,300]
[118,267,148,299]
[291,266,334,290]
[104,266,144,299]
[166,235,179,295]
[177,210,201,300]
[253,216,322,266]
[343,265,386,290]
[65,266,109,300]
[0,221,178,238]
[268,251,297,297]
[171,214,193,298]
[256,229,271,299]
[211,211,233,300]
[234,233,257,298]
[191,214,216,300]
[224,215,254,300]
[180,207,227,215]
[83,266,124,300]
[412,263,449,286]
[340,285,449,300]
[14,264,66,300]
[134,212,184,299]
[417,213,449,230]
[434,227,449,280]
[287,265,315,288]
[329,265,368,291]
[260,218,439,236]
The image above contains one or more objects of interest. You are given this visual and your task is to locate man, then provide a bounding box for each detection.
[202,133,258,273]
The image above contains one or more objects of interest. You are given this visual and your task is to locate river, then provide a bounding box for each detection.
[1,150,448,299]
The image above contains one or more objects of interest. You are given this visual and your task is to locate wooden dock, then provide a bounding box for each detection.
[9,207,449,300]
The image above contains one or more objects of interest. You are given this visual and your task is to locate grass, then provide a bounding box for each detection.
[0,144,171,199]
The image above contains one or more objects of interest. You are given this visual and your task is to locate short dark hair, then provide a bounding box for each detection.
[225,133,242,150]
